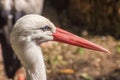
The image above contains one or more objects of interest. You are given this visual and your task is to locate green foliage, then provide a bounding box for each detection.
[116,41,120,53]
[116,46,120,53]
[81,73,94,80]
[78,48,85,55]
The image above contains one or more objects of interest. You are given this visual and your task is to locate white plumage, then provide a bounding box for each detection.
[0,0,44,78]
[10,15,55,80]
[10,14,110,80]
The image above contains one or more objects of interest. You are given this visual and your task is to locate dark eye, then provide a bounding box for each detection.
[40,26,51,31]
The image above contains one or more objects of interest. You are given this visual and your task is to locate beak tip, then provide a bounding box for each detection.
[107,51,111,54]
[103,49,111,54]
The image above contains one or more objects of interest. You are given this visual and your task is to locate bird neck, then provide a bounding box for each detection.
[19,42,47,80]
[26,63,46,80]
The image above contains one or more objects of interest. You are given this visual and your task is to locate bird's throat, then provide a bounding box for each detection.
[26,63,46,80]
[27,45,46,80]
[18,43,47,80]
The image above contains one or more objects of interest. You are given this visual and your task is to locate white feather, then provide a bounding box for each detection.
[10,14,56,80]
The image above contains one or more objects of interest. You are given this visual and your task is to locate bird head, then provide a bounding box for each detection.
[11,14,110,54]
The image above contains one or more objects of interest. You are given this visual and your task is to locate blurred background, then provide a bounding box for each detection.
[0,0,120,80]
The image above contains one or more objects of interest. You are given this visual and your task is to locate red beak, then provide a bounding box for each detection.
[53,27,110,54]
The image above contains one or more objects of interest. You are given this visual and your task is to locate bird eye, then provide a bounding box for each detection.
[40,26,51,31]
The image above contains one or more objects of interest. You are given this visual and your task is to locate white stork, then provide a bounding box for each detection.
[0,0,44,78]
[10,14,110,80]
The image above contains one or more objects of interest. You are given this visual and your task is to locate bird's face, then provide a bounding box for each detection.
[12,15,56,44]
[12,14,110,54]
